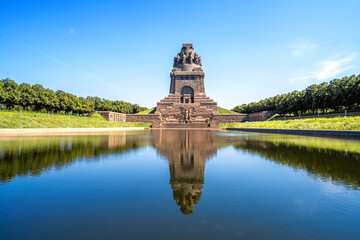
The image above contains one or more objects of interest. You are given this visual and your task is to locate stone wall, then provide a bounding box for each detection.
[247,111,274,122]
[96,111,274,126]
[97,111,126,122]
[174,78,205,96]
[126,114,161,123]
[212,114,248,123]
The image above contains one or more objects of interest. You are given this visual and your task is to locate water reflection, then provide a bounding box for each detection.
[1,130,360,210]
[153,130,218,215]
[227,134,360,189]
[0,131,151,183]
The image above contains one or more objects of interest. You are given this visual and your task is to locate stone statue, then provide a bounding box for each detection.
[189,52,194,64]
[174,54,180,65]
[194,53,199,64]
[184,108,193,123]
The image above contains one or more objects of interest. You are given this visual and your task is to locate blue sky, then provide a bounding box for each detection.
[1,0,359,109]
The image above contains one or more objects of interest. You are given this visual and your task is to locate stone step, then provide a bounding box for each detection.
[160,123,211,128]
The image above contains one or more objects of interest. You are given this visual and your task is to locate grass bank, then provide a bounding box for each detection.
[272,111,360,121]
[217,107,239,114]
[0,111,151,128]
[136,108,156,114]
[220,116,360,131]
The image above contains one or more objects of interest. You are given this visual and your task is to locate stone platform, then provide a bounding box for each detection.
[155,93,219,128]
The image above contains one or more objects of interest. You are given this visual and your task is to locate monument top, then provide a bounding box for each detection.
[182,43,193,48]
[173,43,202,70]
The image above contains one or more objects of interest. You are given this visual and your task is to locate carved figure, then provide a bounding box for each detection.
[182,52,186,64]
[189,52,194,63]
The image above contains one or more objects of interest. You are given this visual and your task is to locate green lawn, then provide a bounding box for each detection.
[217,107,239,114]
[220,116,360,131]
[8,109,357,131]
[0,111,151,128]
[136,107,156,114]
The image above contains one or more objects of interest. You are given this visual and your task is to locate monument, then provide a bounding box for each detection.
[109,43,272,127]
[154,44,220,128]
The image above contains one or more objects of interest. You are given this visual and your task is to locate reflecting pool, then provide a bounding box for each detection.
[1,130,360,239]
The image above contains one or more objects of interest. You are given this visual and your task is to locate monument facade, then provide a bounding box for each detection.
[154,44,220,128]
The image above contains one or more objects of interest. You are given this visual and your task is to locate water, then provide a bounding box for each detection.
[1,129,360,240]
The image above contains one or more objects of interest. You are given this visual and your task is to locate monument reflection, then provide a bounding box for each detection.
[152,130,219,215]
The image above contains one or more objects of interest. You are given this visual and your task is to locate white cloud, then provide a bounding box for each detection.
[288,54,357,83]
[291,40,317,57]
[315,56,354,80]
[321,182,344,194]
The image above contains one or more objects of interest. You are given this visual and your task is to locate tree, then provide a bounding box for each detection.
[44,88,59,112]
[1,79,146,114]
[19,83,36,109]
[1,79,20,108]
[232,74,360,115]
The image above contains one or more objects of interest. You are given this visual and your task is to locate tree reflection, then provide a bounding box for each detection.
[232,137,360,189]
[0,133,150,183]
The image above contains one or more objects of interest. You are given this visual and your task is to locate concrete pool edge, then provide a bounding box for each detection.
[224,128,360,139]
[0,127,149,136]
[3,127,360,138]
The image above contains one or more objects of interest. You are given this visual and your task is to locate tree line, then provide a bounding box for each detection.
[232,74,360,114]
[0,78,147,114]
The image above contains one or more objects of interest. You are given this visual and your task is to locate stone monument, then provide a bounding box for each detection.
[154,44,219,128]
[122,43,268,127]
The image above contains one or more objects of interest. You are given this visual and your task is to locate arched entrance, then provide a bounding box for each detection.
[181,86,194,103]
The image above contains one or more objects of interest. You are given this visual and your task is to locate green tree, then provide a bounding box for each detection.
[1,79,20,108]
[19,83,36,109]
[232,74,360,115]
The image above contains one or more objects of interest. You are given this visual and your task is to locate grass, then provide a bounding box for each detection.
[272,111,360,120]
[0,110,151,128]
[266,114,279,121]
[4,110,358,130]
[136,107,156,114]
[218,107,239,114]
[220,116,360,131]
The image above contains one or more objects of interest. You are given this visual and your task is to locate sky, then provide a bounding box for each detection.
[1,0,359,109]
